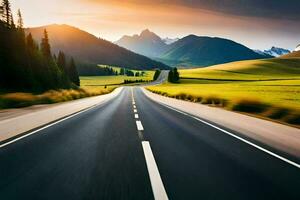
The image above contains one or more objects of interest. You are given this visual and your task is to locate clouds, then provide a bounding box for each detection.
[88,0,300,20]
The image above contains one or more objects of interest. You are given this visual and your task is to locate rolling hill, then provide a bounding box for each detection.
[159,35,270,67]
[26,24,169,70]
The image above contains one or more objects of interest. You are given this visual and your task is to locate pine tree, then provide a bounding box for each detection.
[67,58,80,86]
[1,0,13,27]
[17,9,23,29]
[57,51,66,72]
[40,29,51,59]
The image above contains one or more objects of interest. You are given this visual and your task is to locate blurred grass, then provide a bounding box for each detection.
[147,58,300,126]
[0,88,115,109]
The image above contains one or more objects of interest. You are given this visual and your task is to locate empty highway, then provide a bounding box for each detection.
[0,86,299,200]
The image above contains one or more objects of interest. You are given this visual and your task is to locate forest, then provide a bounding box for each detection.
[0,0,80,93]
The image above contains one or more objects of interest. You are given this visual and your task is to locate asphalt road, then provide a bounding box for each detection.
[0,86,299,200]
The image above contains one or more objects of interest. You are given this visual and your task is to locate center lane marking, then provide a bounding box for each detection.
[136,120,144,131]
[132,87,169,199]
[142,141,169,200]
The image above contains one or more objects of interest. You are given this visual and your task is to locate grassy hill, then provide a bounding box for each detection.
[26,24,169,70]
[159,35,270,67]
[148,58,300,126]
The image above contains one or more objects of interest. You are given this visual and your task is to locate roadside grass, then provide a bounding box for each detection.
[0,87,115,109]
[147,58,300,126]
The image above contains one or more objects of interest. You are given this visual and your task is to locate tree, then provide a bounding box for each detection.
[168,67,180,83]
[40,29,51,59]
[67,58,80,86]
[120,67,125,75]
[135,72,140,77]
[1,0,13,27]
[57,51,66,72]
[17,9,23,29]
[153,69,161,81]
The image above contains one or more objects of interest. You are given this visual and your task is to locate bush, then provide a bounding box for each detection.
[283,112,300,125]
[265,107,290,119]
[231,99,269,113]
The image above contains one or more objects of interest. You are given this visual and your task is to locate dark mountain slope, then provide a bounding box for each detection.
[26,24,169,70]
[159,35,270,67]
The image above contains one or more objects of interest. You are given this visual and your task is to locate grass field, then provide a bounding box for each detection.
[147,58,300,125]
[80,70,155,90]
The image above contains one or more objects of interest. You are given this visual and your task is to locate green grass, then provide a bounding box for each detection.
[147,58,300,126]
[80,70,155,90]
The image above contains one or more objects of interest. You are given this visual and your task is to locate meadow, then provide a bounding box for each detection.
[147,58,300,126]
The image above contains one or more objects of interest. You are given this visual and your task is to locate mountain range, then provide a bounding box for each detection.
[254,47,291,57]
[116,29,270,67]
[26,25,169,70]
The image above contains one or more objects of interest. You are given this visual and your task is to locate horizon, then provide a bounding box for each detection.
[11,0,300,50]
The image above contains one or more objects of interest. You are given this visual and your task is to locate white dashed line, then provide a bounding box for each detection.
[142,141,169,200]
[133,105,136,109]
[134,109,137,113]
[136,121,144,131]
[135,114,139,119]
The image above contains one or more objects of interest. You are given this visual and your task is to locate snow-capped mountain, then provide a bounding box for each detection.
[295,44,300,51]
[254,47,290,57]
[163,37,179,45]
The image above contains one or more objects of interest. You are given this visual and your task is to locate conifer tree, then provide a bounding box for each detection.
[1,0,13,27]
[17,9,23,29]
[41,29,51,59]
[68,58,80,86]
[57,51,66,72]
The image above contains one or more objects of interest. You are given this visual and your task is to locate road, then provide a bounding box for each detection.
[0,86,299,200]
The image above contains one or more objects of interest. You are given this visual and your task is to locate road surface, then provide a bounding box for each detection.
[0,86,299,200]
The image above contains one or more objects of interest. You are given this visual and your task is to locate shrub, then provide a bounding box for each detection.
[283,112,300,125]
[265,107,290,119]
[231,99,269,113]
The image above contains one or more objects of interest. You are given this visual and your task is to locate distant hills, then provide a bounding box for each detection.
[116,29,269,67]
[26,25,169,70]
[295,44,300,52]
[281,50,300,58]
[254,47,290,57]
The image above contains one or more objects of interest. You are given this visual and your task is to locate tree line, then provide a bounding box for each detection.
[0,0,79,92]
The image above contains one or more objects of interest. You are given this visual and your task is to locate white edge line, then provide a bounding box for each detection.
[136,120,144,131]
[0,104,99,148]
[0,87,124,148]
[142,141,169,200]
[157,102,300,169]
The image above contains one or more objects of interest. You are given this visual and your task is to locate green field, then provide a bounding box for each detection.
[147,58,300,125]
[81,70,155,91]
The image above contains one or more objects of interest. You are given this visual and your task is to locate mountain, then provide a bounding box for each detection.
[117,30,270,67]
[255,47,290,57]
[163,37,179,45]
[115,29,168,58]
[295,44,300,52]
[26,24,169,70]
[159,35,270,67]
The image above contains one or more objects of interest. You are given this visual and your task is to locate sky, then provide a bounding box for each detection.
[10,0,300,50]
